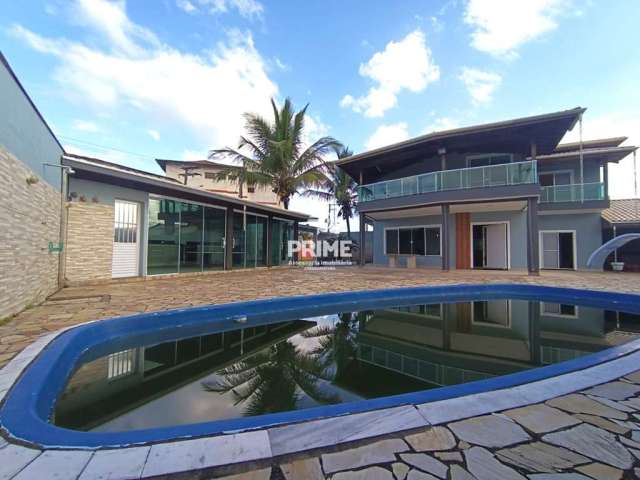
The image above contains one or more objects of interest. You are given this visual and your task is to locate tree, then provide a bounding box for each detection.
[306,146,358,236]
[209,98,342,209]
[203,340,340,416]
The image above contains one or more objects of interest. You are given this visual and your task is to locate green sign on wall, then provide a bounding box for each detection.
[48,242,64,253]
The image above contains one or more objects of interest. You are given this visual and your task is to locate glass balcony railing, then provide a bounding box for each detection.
[357,160,537,203]
[539,182,605,203]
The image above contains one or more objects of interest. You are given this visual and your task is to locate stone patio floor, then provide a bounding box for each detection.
[2,266,640,479]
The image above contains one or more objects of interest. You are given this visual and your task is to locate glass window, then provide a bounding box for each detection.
[399,229,412,255]
[203,207,225,271]
[233,211,246,268]
[467,154,513,167]
[412,228,425,255]
[245,214,257,268]
[256,216,268,266]
[179,202,203,273]
[425,227,441,255]
[147,198,180,275]
[385,229,398,255]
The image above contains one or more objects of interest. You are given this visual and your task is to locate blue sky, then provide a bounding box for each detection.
[3,0,640,227]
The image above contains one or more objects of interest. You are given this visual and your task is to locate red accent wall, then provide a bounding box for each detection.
[456,213,471,269]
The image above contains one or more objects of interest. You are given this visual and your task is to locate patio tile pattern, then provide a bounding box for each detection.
[3,267,640,478]
[2,266,640,370]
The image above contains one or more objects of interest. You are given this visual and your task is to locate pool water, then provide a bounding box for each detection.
[53,299,640,432]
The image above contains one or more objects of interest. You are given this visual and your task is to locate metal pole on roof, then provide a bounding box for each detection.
[634,149,638,198]
[579,113,584,202]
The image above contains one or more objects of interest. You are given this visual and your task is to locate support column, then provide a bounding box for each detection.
[293,221,299,263]
[603,163,609,199]
[526,197,540,275]
[439,147,447,171]
[441,204,450,271]
[528,300,541,364]
[224,207,234,270]
[266,214,272,267]
[359,214,366,266]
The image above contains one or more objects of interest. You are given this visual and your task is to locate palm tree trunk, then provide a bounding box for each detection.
[283,196,289,209]
[345,216,351,238]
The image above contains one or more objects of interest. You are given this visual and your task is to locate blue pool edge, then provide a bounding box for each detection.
[1,282,640,450]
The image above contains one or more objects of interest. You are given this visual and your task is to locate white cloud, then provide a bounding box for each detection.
[365,123,410,151]
[423,117,459,134]
[176,0,197,14]
[274,57,289,71]
[147,129,160,141]
[341,30,440,117]
[179,0,264,19]
[181,149,209,160]
[464,0,570,58]
[11,0,278,150]
[458,67,502,105]
[71,119,101,132]
[561,112,640,199]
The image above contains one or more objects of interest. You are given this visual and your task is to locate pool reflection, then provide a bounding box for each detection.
[53,300,640,432]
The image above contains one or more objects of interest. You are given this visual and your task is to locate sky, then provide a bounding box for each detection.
[3,0,640,231]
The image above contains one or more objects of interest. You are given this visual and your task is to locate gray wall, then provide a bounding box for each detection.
[538,212,602,270]
[0,56,63,188]
[371,210,601,270]
[538,157,602,184]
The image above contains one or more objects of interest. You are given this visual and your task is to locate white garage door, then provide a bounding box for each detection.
[112,200,140,278]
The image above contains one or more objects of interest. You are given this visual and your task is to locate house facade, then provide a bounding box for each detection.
[156,159,280,206]
[337,108,637,273]
[61,154,310,284]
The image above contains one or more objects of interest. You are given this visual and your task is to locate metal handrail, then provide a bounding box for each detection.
[358,160,537,202]
[539,182,605,203]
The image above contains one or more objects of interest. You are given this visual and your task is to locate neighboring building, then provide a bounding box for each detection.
[602,199,640,271]
[156,159,280,206]
[62,154,311,284]
[337,108,638,273]
[0,52,65,319]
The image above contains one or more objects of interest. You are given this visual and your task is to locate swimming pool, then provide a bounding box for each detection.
[2,284,640,449]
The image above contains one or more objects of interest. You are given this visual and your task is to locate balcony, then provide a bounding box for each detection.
[357,160,537,204]
[539,182,605,203]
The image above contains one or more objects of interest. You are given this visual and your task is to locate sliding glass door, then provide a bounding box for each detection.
[147,199,180,275]
[203,207,225,271]
[271,218,294,266]
[232,210,269,269]
[147,197,226,274]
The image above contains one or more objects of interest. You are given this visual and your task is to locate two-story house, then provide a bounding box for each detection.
[156,159,280,206]
[338,108,637,274]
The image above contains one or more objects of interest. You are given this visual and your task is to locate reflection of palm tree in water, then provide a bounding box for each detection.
[203,340,340,416]
[300,312,359,382]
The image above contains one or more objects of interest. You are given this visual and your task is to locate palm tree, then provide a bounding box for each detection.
[300,312,359,381]
[203,340,340,416]
[209,98,342,209]
[307,146,358,236]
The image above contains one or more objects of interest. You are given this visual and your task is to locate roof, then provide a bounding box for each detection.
[0,51,65,153]
[554,137,628,152]
[534,145,637,164]
[337,107,585,182]
[63,154,312,220]
[602,199,640,225]
[155,158,237,172]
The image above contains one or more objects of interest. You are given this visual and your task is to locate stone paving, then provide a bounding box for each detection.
[223,374,640,480]
[2,266,640,369]
[2,266,640,479]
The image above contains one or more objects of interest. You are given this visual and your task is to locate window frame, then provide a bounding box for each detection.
[540,302,579,318]
[383,224,442,256]
[538,169,575,186]
[466,153,514,168]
